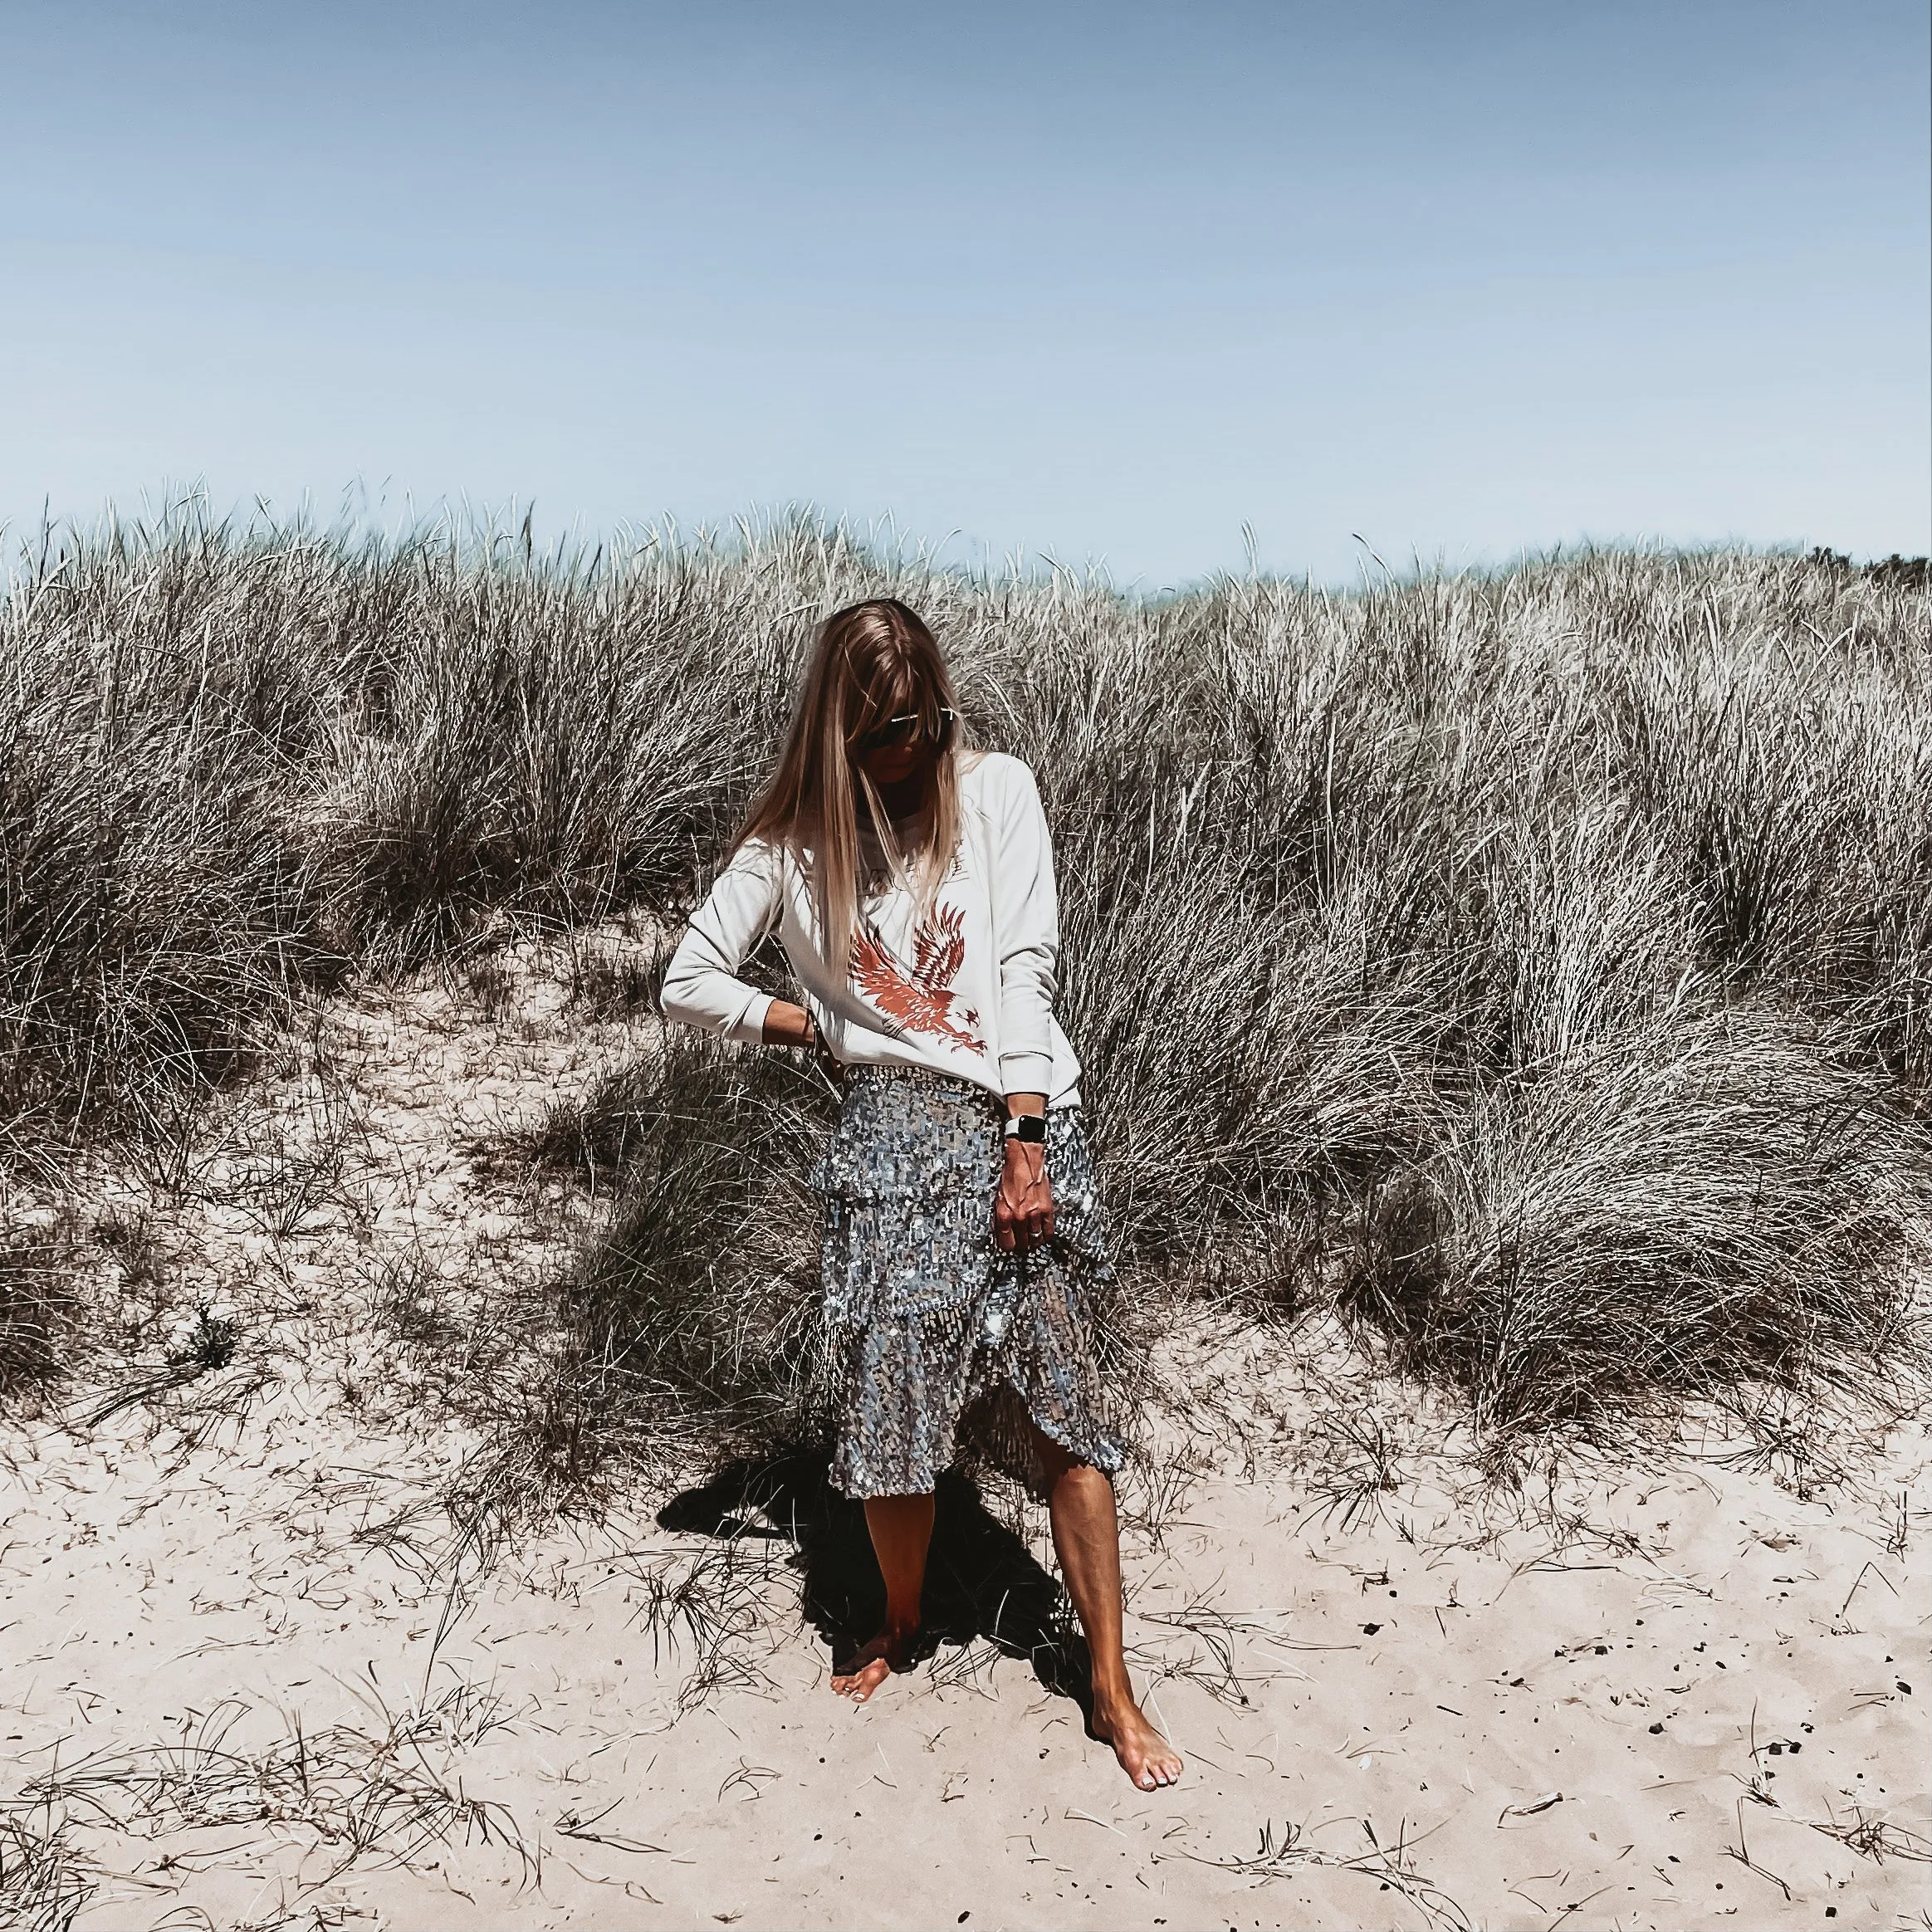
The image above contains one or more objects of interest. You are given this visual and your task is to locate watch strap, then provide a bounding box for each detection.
[1003,1113,1047,1143]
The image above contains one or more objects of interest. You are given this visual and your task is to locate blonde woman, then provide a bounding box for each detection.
[661,598,1182,1791]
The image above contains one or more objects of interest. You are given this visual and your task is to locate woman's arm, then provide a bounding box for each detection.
[660,838,786,1044]
[986,758,1059,1249]
[985,758,1060,1103]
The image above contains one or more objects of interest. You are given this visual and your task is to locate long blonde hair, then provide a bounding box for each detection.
[731,598,978,980]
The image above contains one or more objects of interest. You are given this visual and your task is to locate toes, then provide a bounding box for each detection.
[835,1659,889,1703]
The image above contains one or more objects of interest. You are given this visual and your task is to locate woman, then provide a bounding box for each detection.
[660,597,1181,1792]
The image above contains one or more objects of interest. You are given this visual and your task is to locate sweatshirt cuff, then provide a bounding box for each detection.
[725,990,775,1048]
[1000,1049,1054,1098]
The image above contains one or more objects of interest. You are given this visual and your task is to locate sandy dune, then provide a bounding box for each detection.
[2,937,1926,1930]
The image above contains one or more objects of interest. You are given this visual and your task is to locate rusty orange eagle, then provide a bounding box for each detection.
[849,900,986,1057]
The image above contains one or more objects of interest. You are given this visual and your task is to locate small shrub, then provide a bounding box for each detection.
[0,1210,86,1403]
[1344,1006,1932,1435]
[553,1036,836,1443]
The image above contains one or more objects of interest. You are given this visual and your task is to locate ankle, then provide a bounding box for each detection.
[1089,1671,1137,1714]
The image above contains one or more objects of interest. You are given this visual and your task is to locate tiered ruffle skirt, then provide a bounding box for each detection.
[811,1063,1126,1500]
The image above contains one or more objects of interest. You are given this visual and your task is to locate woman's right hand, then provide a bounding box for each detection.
[995,1137,1054,1251]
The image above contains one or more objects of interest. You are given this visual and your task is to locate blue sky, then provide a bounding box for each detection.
[2,0,1925,590]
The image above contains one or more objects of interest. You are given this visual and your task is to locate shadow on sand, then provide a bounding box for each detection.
[658,1447,1093,1717]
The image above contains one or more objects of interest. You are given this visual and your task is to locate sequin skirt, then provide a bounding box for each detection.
[809,1062,1127,1501]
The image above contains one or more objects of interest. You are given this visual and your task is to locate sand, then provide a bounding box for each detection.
[2,932,1926,1930]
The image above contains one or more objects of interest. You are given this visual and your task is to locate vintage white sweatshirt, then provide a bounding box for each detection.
[660,750,1083,1108]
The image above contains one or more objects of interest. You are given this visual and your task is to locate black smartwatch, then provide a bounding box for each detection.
[1002,1113,1047,1144]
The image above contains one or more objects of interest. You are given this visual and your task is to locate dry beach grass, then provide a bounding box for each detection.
[0,506,1928,1927]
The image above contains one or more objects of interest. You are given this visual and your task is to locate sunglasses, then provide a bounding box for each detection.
[852,707,956,757]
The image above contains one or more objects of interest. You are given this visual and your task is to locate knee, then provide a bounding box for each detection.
[1049,1453,1113,1502]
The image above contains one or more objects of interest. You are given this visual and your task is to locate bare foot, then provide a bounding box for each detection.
[830,1626,916,1702]
[1091,1694,1184,1790]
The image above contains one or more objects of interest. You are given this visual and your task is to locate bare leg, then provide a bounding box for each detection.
[831,1492,934,1702]
[1032,1426,1184,1791]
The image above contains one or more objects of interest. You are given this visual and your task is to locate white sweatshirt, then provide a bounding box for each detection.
[660,750,1083,1108]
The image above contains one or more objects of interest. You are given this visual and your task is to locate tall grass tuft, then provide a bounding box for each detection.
[4,499,1928,1450]
[536,1034,837,1460]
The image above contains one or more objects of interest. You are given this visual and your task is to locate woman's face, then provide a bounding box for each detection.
[851,692,944,792]
[856,735,933,790]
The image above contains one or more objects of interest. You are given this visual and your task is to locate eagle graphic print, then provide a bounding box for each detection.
[849,898,987,1058]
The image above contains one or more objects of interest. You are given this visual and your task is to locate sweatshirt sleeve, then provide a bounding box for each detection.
[986,758,1060,1097]
[659,836,783,1048]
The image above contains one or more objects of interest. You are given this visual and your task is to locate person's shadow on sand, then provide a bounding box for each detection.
[657,1448,1095,1717]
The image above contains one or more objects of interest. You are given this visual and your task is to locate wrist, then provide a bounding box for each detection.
[763,1001,816,1050]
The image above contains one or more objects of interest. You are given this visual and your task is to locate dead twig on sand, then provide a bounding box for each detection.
[0,1798,96,1932]
[1159,1813,1471,1932]
[1132,1594,1321,1709]
[1724,1793,1793,1900]
[5,1686,534,1897]
[1803,1802,1932,1866]
[1294,1406,1410,1536]
[552,1799,677,1859]
[615,1535,787,1716]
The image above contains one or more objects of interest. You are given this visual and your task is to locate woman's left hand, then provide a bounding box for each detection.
[995,1139,1054,1251]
